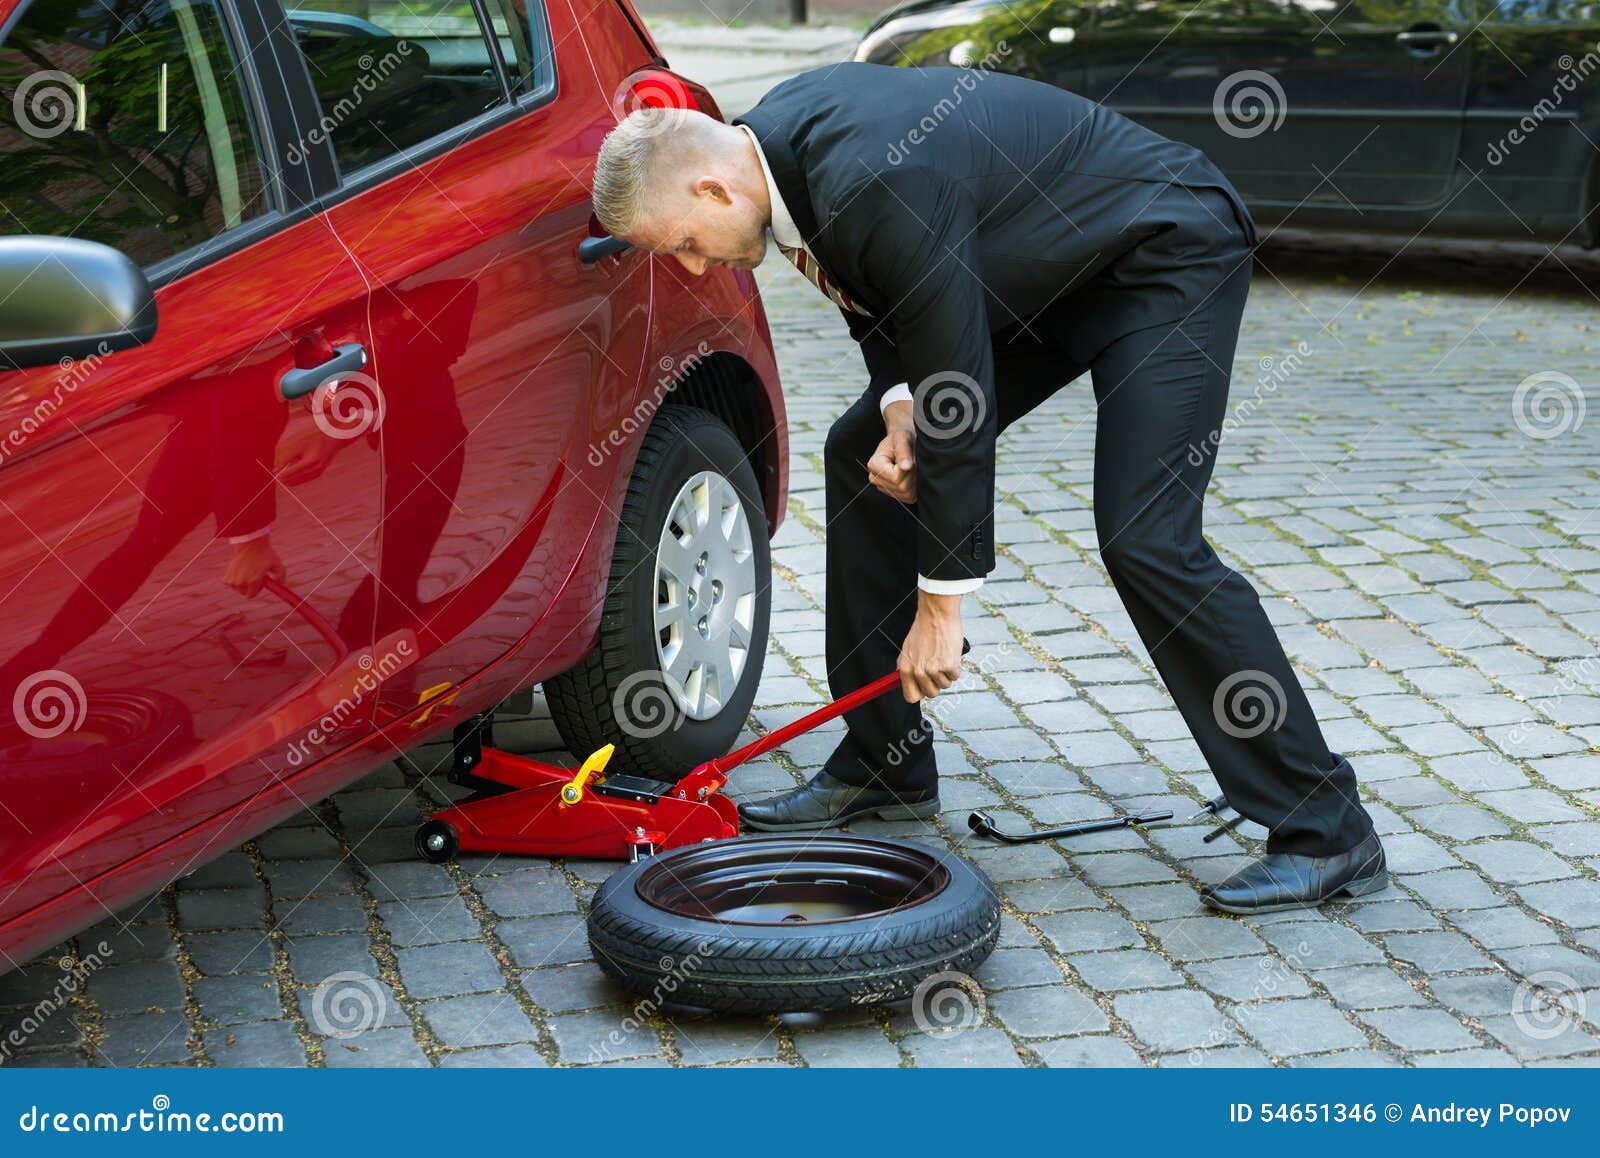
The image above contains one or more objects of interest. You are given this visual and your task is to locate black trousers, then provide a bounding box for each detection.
[822,245,1373,857]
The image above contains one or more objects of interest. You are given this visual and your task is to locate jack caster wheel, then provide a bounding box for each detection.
[415,820,458,864]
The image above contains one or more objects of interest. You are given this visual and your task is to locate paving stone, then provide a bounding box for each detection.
[422,993,540,1051]
[973,948,1064,991]
[1385,931,1494,974]
[1458,841,1576,885]
[321,1027,431,1068]
[902,1026,1023,1067]
[998,877,1102,913]
[1515,878,1600,928]
[1312,965,1428,1009]
[1449,907,1562,949]
[378,895,480,948]
[94,1011,190,1066]
[989,985,1108,1038]
[1229,998,1368,1056]
[440,1044,549,1067]
[1358,1007,1480,1052]
[1186,955,1312,1003]
[1113,987,1241,1054]
[396,941,507,1000]
[792,1026,902,1067]
[89,961,185,1017]
[1033,911,1143,954]
[1255,920,1385,970]
[1399,869,1508,911]
[193,974,282,1027]
[185,931,274,977]
[205,1021,307,1067]
[673,1017,784,1066]
[1032,1035,1143,1067]
[1067,950,1183,992]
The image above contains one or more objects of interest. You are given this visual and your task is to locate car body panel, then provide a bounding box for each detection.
[0,0,786,969]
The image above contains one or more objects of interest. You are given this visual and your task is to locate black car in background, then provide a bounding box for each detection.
[856,0,1600,248]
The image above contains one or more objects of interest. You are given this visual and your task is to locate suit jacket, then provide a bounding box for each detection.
[730,62,1259,584]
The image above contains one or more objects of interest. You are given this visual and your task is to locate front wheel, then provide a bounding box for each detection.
[545,406,771,780]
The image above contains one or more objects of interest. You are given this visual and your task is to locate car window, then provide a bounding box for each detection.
[481,0,539,97]
[283,0,515,176]
[0,0,270,268]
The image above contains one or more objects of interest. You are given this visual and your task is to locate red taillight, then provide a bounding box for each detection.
[615,67,725,124]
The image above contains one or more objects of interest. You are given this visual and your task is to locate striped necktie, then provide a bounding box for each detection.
[777,242,875,317]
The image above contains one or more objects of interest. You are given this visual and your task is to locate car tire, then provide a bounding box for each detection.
[545,405,770,781]
[587,835,1002,1013]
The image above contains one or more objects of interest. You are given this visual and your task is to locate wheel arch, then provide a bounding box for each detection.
[658,351,784,533]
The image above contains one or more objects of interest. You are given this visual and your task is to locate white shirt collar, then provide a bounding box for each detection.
[737,122,803,250]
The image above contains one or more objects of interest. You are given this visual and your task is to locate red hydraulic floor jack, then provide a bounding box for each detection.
[414,671,906,864]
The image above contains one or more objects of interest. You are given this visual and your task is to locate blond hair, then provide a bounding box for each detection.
[592,106,724,239]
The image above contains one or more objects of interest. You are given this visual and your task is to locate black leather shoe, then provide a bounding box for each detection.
[738,769,939,832]
[1201,829,1387,915]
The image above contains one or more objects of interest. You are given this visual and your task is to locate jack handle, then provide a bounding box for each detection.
[561,743,614,805]
[692,639,973,781]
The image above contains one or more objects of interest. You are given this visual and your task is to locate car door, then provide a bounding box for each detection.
[1081,0,1472,208]
[273,0,655,727]
[1462,0,1599,236]
[0,0,386,934]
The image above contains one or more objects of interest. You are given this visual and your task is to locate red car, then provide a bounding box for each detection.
[0,0,785,971]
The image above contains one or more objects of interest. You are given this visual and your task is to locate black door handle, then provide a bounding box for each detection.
[280,342,368,400]
[579,234,631,265]
[1396,24,1458,54]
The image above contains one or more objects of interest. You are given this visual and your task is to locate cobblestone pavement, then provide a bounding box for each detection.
[4,239,1600,1070]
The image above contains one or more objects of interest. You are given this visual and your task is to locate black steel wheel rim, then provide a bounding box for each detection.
[633,835,951,927]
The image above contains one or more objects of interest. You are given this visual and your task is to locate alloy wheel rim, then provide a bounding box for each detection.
[652,469,756,720]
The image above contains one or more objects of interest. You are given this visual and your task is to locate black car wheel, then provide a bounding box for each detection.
[544,405,770,780]
[587,835,1002,1013]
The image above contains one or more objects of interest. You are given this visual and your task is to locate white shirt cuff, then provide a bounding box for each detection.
[879,382,912,412]
[226,527,271,545]
[918,574,983,595]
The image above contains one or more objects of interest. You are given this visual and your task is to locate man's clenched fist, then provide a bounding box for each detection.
[868,398,917,503]
[899,590,965,702]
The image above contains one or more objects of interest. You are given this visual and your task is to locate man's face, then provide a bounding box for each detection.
[633,178,768,276]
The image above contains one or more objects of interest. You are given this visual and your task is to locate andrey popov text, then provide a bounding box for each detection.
[1230,1103,1573,1127]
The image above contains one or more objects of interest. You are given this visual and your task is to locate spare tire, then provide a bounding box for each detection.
[587,834,1001,1013]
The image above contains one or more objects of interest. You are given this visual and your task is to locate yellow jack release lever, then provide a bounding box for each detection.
[560,743,614,806]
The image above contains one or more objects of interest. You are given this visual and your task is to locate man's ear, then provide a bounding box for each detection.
[693,175,732,205]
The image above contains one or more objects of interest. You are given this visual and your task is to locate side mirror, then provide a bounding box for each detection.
[0,236,158,371]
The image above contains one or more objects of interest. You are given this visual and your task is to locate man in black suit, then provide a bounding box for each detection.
[591,63,1385,913]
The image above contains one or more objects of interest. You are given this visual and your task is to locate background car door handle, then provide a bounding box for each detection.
[280,342,368,400]
[579,234,632,265]
[1396,27,1458,49]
